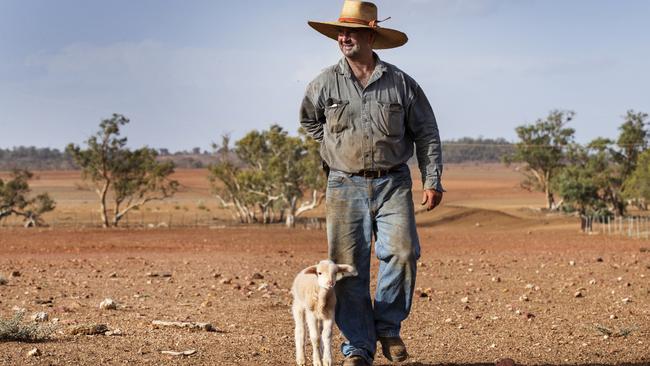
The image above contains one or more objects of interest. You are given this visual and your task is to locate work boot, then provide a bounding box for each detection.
[342,355,371,366]
[378,336,408,362]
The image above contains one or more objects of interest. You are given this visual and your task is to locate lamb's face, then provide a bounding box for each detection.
[308,260,358,290]
[315,260,338,290]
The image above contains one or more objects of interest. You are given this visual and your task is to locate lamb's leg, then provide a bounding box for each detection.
[321,318,334,366]
[317,319,323,355]
[305,312,322,366]
[292,303,306,366]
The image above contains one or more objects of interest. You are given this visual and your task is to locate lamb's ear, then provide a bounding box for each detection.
[335,264,358,280]
[302,265,318,275]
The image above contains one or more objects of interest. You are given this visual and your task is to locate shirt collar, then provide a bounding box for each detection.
[336,52,387,79]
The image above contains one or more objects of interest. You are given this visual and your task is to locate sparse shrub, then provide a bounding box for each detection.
[0,311,54,342]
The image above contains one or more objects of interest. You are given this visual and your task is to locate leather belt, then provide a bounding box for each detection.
[350,167,399,179]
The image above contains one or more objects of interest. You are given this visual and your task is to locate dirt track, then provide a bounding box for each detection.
[0,224,648,365]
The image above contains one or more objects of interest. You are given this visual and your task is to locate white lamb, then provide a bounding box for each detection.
[291,260,357,366]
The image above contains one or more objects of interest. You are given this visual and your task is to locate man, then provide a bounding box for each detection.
[300,1,443,365]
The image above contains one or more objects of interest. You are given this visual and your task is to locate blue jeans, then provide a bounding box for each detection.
[326,165,420,364]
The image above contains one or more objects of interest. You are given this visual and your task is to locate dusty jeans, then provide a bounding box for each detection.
[326,164,420,363]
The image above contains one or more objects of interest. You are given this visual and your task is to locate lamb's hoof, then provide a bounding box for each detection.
[296,358,306,366]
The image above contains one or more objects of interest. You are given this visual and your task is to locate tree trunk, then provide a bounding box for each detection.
[545,186,554,210]
[98,182,110,228]
[285,214,295,228]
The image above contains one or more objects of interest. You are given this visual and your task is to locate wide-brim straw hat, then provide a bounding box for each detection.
[308,1,408,49]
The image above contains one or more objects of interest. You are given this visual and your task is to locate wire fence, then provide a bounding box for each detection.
[0,211,326,230]
[581,214,650,240]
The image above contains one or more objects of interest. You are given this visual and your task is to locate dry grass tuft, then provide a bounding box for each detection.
[0,311,54,342]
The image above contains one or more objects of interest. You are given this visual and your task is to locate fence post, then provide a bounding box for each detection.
[628,217,632,237]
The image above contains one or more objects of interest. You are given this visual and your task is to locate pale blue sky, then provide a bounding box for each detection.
[1,0,649,151]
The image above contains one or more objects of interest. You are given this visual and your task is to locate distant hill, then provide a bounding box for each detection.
[1,138,514,170]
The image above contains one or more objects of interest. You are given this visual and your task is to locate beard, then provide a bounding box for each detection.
[339,42,362,58]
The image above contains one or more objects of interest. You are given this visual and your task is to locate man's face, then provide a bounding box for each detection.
[337,28,374,59]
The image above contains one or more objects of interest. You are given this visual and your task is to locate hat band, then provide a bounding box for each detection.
[338,17,378,28]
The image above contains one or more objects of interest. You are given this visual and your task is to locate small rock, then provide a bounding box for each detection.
[99,298,118,310]
[257,283,269,291]
[251,273,264,280]
[27,348,41,357]
[596,257,604,262]
[588,279,597,285]
[491,277,501,283]
[0,276,7,285]
[220,278,232,285]
[569,261,576,266]
[108,272,117,278]
[460,296,469,304]
[622,297,632,304]
[519,294,529,302]
[212,273,221,278]
[105,329,123,336]
[574,291,583,298]
[31,312,48,322]
[610,314,617,320]
[10,271,21,277]
[201,300,212,308]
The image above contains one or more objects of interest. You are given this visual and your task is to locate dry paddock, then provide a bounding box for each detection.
[0,224,648,365]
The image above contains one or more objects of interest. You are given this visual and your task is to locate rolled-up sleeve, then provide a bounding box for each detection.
[299,81,325,142]
[406,85,444,192]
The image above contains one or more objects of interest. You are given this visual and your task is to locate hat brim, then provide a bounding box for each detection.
[308,21,408,49]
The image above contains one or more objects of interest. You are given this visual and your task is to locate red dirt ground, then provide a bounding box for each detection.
[0,166,648,365]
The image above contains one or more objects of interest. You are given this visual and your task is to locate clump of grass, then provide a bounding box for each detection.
[593,324,638,338]
[0,311,54,342]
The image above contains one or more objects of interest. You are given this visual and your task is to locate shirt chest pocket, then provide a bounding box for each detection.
[324,100,350,134]
[375,101,405,138]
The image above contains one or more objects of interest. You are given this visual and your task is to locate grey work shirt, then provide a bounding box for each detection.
[299,54,444,191]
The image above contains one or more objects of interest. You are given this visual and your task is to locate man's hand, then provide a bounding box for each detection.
[421,189,443,211]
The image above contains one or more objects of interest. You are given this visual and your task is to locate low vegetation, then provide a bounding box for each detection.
[0,169,55,227]
[0,311,53,342]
